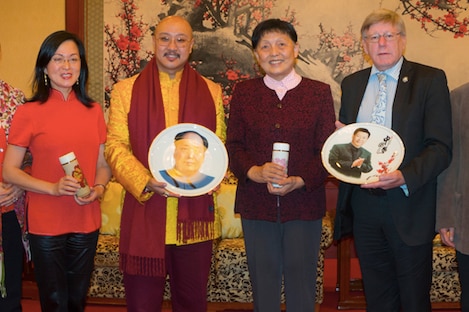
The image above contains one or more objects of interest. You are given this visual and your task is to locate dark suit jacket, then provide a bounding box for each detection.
[329,143,373,178]
[334,58,452,246]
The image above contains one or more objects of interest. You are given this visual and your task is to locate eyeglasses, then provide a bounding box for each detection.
[156,35,190,48]
[51,56,80,66]
[364,32,401,43]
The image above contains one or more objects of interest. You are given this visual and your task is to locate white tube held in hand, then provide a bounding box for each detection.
[59,152,90,198]
[271,142,290,188]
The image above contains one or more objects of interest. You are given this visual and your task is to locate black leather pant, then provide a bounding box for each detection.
[0,211,23,312]
[29,230,98,312]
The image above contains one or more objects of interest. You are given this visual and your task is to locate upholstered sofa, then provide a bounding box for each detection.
[431,235,461,308]
[87,176,334,308]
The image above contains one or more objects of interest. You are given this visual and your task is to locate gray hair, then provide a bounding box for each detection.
[361,8,406,38]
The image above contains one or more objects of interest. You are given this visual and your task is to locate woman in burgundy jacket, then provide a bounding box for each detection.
[226,19,335,312]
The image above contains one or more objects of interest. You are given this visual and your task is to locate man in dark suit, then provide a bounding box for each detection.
[333,8,452,312]
[329,127,373,178]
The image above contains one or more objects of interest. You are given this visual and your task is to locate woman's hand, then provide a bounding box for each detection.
[0,183,24,207]
[267,176,305,196]
[73,184,106,205]
[53,175,82,196]
[247,162,287,185]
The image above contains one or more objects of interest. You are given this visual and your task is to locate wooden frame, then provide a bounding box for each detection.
[66,0,85,41]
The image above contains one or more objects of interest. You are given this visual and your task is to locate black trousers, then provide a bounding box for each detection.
[0,211,23,312]
[29,230,98,312]
[352,189,432,312]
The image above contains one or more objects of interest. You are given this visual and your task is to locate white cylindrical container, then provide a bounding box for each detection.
[59,152,90,198]
[271,142,290,188]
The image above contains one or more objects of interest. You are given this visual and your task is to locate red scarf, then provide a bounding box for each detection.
[120,59,216,277]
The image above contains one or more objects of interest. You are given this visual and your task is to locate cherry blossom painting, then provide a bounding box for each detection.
[101,0,469,118]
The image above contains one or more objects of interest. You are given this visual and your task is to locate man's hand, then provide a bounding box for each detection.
[335,120,346,130]
[145,178,180,198]
[439,227,455,248]
[361,170,405,190]
[352,158,365,168]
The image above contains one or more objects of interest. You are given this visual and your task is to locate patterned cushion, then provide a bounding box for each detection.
[89,234,124,299]
[431,234,460,303]
[433,245,458,272]
[431,271,461,303]
[88,266,125,299]
[217,183,243,239]
[94,234,120,267]
[211,238,252,302]
[99,180,125,235]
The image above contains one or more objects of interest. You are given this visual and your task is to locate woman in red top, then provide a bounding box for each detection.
[3,31,111,312]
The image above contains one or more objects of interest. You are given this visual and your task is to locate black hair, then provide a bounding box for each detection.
[251,19,298,49]
[354,127,371,138]
[174,131,209,148]
[28,30,94,106]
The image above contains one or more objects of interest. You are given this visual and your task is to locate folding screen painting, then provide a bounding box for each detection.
[93,0,469,118]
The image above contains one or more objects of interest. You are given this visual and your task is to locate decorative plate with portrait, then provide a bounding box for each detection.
[148,123,228,197]
[321,123,405,184]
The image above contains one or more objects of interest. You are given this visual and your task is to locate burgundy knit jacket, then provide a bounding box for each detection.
[226,77,336,222]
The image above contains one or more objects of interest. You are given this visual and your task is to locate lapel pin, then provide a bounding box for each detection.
[402,76,408,83]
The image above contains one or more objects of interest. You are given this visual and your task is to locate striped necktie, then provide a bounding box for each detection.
[371,72,387,125]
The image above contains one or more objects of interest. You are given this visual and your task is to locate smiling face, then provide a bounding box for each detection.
[254,31,299,81]
[362,21,406,71]
[351,130,370,148]
[45,40,81,98]
[153,16,194,78]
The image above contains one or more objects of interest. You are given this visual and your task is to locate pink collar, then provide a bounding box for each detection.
[263,69,302,100]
